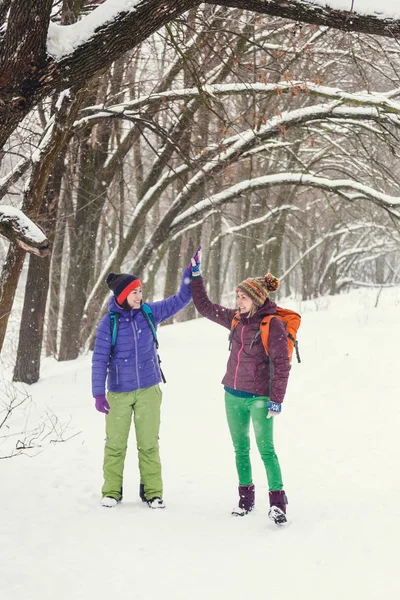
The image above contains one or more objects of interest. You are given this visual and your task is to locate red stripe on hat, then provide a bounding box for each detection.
[117,279,142,304]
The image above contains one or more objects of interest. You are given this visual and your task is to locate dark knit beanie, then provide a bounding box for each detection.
[106,272,142,305]
[236,273,280,307]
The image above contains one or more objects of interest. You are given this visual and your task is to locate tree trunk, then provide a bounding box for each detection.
[163,238,181,301]
[209,213,222,303]
[375,256,386,285]
[237,197,251,283]
[58,108,111,360]
[0,245,26,353]
[12,254,51,383]
[45,194,66,356]
[329,262,338,296]
[268,208,288,276]
[13,157,64,381]
[0,92,82,354]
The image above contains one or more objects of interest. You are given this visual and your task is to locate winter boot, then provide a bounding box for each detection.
[101,496,119,508]
[139,483,146,502]
[268,490,288,524]
[232,484,255,516]
[147,497,165,509]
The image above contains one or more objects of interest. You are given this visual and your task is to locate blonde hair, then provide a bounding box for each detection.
[248,303,258,319]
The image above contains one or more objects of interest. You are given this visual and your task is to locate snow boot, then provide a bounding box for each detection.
[147,497,165,509]
[101,496,119,508]
[268,490,288,524]
[232,484,255,516]
[139,483,146,502]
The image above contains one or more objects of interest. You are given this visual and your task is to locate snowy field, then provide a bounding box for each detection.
[1,286,400,600]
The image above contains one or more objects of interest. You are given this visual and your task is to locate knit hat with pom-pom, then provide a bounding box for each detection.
[106,272,142,305]
[236,273,279,307]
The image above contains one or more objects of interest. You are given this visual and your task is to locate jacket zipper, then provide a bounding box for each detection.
[131,320,140,387]
[233,324,246,389]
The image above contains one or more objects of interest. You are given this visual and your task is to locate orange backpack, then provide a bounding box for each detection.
[230,307,301,363]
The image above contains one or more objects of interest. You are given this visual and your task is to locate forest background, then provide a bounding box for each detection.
[1,0,400,385]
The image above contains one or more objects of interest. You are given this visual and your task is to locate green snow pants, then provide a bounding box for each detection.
[224,391,283,491]
[102,385,162,501]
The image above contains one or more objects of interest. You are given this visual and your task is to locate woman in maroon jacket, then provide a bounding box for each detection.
[190,249,291,524]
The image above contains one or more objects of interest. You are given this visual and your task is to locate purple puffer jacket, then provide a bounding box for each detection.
[191,277,290,403]
[92,268,192,396]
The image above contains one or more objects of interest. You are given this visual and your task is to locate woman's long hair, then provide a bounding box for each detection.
[248,302,258,319]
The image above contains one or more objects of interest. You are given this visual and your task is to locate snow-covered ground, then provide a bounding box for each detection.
[1,287,400,600]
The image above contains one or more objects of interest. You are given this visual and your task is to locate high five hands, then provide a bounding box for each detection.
[190,245,202,277]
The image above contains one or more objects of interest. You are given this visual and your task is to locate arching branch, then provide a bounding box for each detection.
[1,0,400,150]
[0,207,49,257]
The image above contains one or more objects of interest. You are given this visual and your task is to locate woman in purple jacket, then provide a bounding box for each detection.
[92,264,192,509]
[190,249,291,524]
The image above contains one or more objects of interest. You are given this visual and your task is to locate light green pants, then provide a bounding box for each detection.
[224,391,283,491]
[102,385,162,501]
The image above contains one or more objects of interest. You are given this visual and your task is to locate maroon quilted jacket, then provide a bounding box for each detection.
[191,277,291,403]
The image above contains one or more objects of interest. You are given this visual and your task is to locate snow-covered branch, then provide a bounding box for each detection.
[1,0,400,152]
[281,223,392,281]
[171,103,400,211]
[0,157,30,201]
[78,81,400,124]
[208,205,301,249]
[118,98,399,276]
[169,174,400,238]
[213,1,400,38]
[0,206,49,257]
[46,0,400,65]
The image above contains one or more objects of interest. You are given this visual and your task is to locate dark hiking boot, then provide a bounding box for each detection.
[139,483,146,502]
[232,484,255,516]
[268,490,288,524]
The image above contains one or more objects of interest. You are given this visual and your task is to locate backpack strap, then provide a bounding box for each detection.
[109,311,120,366]
[141,303,158,348]
[259,315,274,398]
[140,303,166,383]
[288,333,301,363]
[259,315,273,356]
[229,312,241,351]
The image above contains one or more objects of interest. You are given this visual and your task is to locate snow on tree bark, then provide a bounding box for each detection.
[0,207,49,256]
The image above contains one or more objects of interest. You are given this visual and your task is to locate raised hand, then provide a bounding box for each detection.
[190,245,202,277]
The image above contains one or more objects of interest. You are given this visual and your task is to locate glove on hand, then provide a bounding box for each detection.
[190,245,202,277]
[266,400,282,419]
[95,395,110,414]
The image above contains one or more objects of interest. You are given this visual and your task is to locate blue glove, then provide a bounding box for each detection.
[190,245,202,278]
[267,401,282,419]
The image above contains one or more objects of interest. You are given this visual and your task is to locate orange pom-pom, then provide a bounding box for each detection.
[265,273,280,292]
